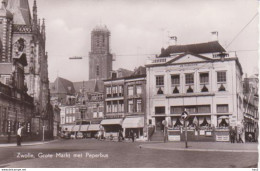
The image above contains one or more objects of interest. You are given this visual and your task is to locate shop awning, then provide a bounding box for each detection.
[62,125,73,131]
[88,124,100,131]
[100,119,123,125]
[72,125,81,132]
[80,125,89,131]
[122,117,144,128]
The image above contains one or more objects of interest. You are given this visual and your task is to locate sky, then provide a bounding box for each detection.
[29,0,259,82]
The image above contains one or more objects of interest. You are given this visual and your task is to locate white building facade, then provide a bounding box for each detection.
[146,41,244,141]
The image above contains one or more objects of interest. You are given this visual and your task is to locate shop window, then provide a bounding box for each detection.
[197,105,211,113]
[217,104,229,113]
[155,106,165,114]
[171,106,183,114]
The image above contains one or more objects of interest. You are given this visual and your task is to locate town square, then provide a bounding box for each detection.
[0,0,258,169]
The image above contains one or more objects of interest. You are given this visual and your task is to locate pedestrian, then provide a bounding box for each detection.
[248,133,253,142]
[230,128,235,143]
[238,134,244,143]
[118,130,124,142]
[17,126,24,146]
[130,130,135,142]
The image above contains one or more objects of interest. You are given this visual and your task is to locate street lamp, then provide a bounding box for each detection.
[42,125,45,141]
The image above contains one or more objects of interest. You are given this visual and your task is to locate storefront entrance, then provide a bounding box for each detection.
[155,117,165,132]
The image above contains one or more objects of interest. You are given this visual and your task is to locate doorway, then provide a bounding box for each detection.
[155,117,165,132]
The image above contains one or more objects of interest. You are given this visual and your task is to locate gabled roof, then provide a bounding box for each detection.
[5,0,31,25]
[166,53,212,64]
[73,80,104,93]
[132,66,146,76]
[159,41,226,57]
[50,77,75,95]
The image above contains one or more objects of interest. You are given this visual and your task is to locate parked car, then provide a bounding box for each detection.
[61,132,70,139]
[70,133,76,139]
[76,132,83,139]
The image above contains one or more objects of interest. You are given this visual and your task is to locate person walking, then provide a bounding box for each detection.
[118,130,124,142]
[130,130,135,142]
[230,128,235,143]
[17,126,24,146]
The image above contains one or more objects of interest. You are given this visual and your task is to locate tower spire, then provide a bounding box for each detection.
[41,18,46,40]
[33,0,38,31]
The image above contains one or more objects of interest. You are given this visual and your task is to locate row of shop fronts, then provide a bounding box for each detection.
[61,116,145,139]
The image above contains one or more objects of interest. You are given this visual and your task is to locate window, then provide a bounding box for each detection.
[96,65,99,76]
[93,112,97,118]
[171,106,183,114]
[118,100,124,112]
[197,105,211,113]
[136,99,142,112]
[128,100,134,113]
[81,111,85,119]
[185,73,194,84]
[118,86,123,96]
[155,106,165,114]
[171,75,180,85]
[112,86,118,97]
[106,87,112,97]
[136,85,142,95]
[128,86,134,96]
[185,106,197,114]
[106,102,112,113]
[98,112,103,118]
[156,76,164,86]
[200,73,209,84]
[112,101,118,113]
[217,71,226,83]
[217,104,229,113]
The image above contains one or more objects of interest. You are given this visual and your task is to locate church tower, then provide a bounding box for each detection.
[89,25,113,80]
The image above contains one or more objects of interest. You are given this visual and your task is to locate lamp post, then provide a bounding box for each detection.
[42,125,45,141]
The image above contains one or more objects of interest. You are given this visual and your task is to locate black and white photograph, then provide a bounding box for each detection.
[0,0,259,169]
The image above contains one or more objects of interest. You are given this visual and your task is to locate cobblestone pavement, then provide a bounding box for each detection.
[0,139,258,168]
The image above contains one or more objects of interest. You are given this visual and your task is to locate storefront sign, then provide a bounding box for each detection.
[216,135,229,142]
[168,135,181,141]
[230,116,237,127]
[205,131,212,136]
[199,130,205,135]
